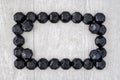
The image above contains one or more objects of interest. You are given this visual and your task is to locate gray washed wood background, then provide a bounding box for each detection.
[0,0,120,80]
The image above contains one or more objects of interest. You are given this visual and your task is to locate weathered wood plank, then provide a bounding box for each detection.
[0,0,120,80]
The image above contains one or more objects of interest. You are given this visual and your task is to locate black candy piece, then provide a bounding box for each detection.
[49,12,60,23]
[98,25,106,35]
[14,12,26,23]
[83,13,93,24]
[89,50,102,61]
[26,59,37,70]
[83,58,94,70]
[60,11,71,23]
[22,48,33,60]
[26,12,37,22]
[12,24,24,35]
[14,58,26,69]
[95,36,106,47]
[38,12,48,23]
[38,58,49,70]
[89,23,101,34]
[72,12,82,23]
[61,58,71,70]
[14,47,23,58]
[95,13,105,24]
[13,35,25,47]
[72,58,83,69]
[49,58,60,69]
[95,59,106,70]
[96,48,107,58]
[21,20,33,32]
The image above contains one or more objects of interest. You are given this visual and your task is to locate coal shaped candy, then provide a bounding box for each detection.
[89,50,102,61]
[60,11,71,23]
[83,13,93,24]
[49,12,60,23]
[98,25,106,35]
[26,58,37,70]
[96,48,107,58]
[14,47,23,58]
[94,13,105,24]
[26,12,37,22]
[89,23,101,34]
[61,58,71,70]
[14,58,26,69]
[72,58,83,69]
[38,58,49,70]
[38,12,48,23]
[13,12,107,70]
[95,36,106,47]
[21,20,33,32]
[22,48,33,60]
[49,58,60,69]
[12,24,24,35]
[95,59,106,70]
[72,12,82,23]
[83,58,94,70]
[13,35,25,47]
[14,12,26,23]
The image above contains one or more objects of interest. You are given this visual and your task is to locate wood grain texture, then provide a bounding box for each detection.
[0,0,120,80]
